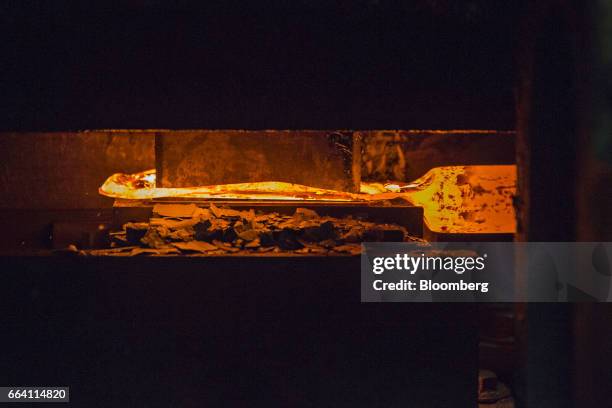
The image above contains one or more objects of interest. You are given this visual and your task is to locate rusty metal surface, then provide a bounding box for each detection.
[361,130,515,182]
[112,201,424,240]
[155,131,357,192]
[0,202,423,252]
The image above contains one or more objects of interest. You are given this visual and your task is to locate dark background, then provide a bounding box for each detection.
[1,0,521,130]
[1,256,478,407]
[0,2,525,407]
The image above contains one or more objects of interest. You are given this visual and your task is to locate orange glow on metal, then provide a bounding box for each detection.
[399,165,516,233]
[100,165,516,234]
